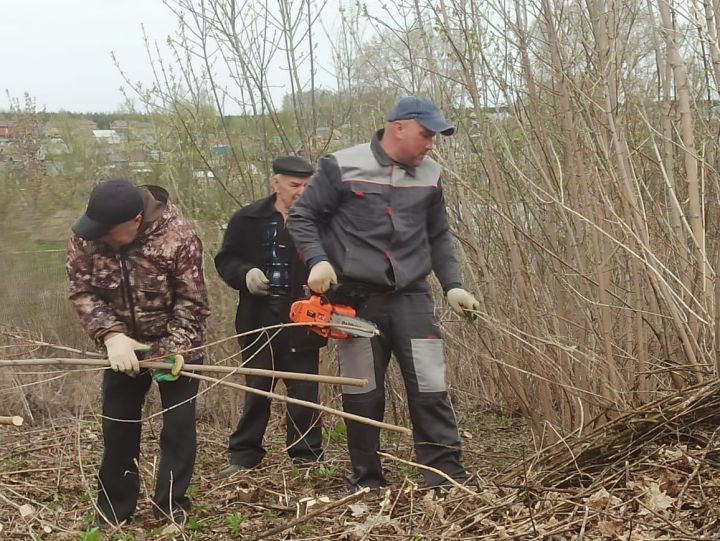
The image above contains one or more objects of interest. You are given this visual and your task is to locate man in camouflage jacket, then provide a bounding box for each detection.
[66,178,210,528]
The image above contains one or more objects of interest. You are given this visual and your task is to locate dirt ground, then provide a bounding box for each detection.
[0,410,529,540]
[2,381,720,541]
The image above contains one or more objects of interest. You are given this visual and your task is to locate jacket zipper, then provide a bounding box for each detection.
[119,250,138,336]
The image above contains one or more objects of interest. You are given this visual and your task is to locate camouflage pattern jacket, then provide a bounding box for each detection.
[66,186,210,361]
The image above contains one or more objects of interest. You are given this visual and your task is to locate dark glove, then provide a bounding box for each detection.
[152,354,184,383]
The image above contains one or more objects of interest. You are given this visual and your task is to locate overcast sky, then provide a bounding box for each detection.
[1,0,389,115]
[0,0,181,113]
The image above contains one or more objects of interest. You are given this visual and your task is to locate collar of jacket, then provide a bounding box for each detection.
[243,193,281,218]
[371,129,417,177]
[136,185,169,238]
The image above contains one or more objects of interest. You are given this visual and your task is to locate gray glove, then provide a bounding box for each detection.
[246,267,270,296]
[104,333,151,374]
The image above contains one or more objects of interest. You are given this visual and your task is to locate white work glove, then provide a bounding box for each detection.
[245,267,270,296]
[307,260,337,293]
[104,333,151,374]
[446,288,480,319]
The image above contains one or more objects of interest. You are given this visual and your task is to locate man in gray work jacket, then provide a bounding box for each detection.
[287,96,480,492]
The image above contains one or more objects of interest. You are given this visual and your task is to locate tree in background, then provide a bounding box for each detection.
[111,0,720,439]
[6,0,720,445]
[5,93,44,211]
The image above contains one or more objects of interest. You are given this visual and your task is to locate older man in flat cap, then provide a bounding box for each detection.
[215,155,326,476]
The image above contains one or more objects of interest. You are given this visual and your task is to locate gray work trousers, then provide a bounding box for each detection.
[337,285,467,489]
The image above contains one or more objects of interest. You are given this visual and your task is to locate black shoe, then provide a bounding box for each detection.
[159,508,188,535]
[216,463,247,478]
[291,456,320,467]
[87,515,130,531]
[425,475,472,498]
[345,477,383,496]
[172,508,188,526]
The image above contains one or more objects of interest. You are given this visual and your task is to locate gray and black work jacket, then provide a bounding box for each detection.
[288,130,462,293]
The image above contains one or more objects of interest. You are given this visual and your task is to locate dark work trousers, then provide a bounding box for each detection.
[228,298,323,467]
[337,288,467,489]
[97,368,199,524]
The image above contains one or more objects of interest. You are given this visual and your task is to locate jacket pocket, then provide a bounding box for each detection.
[343,186,389,228]
[134,274,172,311]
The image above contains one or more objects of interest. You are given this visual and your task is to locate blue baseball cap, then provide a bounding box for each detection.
[386,96,455,136]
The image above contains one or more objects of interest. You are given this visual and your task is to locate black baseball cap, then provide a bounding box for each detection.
[272,155,314,177]
[386,96,455,136]
[72,178,144,240]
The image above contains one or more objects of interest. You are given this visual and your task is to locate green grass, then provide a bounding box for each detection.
[458,414,477,425]
[2,457,25,469]
[76,528,103,541]
[186,516,207,531]
[225,512,245,535]
[316,464,341,477]
[323,423,347,444]
[192,502,209,514]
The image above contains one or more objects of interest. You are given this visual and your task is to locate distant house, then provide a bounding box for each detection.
[93,130,123,144]
[108,152,129,170]
[45,125,61,137]
[44,137,71,156]
[129,148,151,173]
[0,120,14,138]
[110,120,129,131]
[78,119,97,131]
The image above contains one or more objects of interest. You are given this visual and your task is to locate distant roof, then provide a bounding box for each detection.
[92,130,120,138]
[0,120,14,128]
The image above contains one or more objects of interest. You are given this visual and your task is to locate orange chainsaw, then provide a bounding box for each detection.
[290,288,379,339]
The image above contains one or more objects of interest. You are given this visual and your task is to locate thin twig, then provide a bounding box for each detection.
[0,358,367,387]
[183,371,412,435]
[248,487,370,541]
[376,451,477,496]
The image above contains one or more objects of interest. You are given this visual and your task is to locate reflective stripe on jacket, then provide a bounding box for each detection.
[288,131,462,292]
